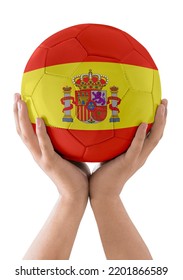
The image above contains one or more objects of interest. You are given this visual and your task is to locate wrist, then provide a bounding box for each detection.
[90,185,122,202]
[90,194,120,208]
[61,191,88,209]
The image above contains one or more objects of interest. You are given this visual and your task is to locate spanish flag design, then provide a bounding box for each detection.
[21,24,161,162]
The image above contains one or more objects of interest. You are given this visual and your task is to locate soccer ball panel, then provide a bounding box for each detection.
[69,129,114,147]
[123,64,153,92]
[22,67,44,97]
[116,90,154,127]
[123,31,157,69]
[77,24,133,61]
[41,24,90,48]
[46,126,86,161]
[46,38,87,68]
[122,49,153,69]
[83,136,130,162]
[24,47,48,73]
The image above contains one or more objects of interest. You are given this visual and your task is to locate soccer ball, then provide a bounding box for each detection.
[21,23,161,162]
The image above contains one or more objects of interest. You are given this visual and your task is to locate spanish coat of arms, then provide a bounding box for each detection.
[61,70,121,124]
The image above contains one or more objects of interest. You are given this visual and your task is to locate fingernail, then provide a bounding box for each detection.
[17,101,22,111]
[162,99,168,107]
[36,118,41,128]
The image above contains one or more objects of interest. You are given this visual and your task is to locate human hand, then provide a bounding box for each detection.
[90,99,168,200]
[13,93,90,202]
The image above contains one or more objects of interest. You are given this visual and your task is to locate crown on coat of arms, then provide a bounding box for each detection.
[73,69,108,90]
[63,86,72,93]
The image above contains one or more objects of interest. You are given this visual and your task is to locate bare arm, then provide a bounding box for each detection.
[23,197,87,260]
[90,99,168,260]
[14,93,90,260]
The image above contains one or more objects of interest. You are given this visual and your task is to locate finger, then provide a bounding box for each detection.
[36,118,55,157]
[161,98,168,117]
[13,93,21,135]
[18,100,41,157]
[141,99,168,157]
[125,123,148,162]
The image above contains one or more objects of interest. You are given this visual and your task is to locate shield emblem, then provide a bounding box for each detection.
[75,90,107,123]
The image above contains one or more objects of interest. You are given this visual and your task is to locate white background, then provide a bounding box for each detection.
[0,0,182,278]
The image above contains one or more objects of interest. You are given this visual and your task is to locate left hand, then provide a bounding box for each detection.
[13,93,90,201]
[89,99,168,200]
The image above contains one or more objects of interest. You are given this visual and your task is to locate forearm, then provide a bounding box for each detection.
[24,196,87,260]
[90,196,152,260]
